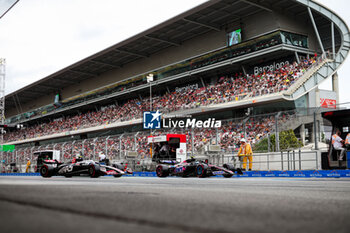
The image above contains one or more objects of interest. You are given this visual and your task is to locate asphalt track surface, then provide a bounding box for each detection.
[0,176,349,233]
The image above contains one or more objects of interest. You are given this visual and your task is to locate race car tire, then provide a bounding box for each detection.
[156,165,169,177]
[223,164,243,175]
[236,168,244,175]
[223,173,233,178]
[89,164,100,178]
[64,175,72,178]
[196,164,207,178]
[40,164,53,178]
[113,174,123,178]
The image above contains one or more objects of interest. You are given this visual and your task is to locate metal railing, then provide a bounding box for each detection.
[0,146,321,173]
[211,150,319,171]
[0,106,332,173]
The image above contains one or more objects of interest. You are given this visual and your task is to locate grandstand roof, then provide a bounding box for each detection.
[0,0,18,19]
[5,0,336,110]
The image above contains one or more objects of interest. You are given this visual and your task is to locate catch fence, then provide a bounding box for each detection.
[0,108,333,173]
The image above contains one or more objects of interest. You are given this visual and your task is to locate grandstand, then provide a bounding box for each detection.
[0,0,18,19]
[2,0,349,169]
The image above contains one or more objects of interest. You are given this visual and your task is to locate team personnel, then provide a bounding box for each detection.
[345,133,350,149]
[25,158,31,173]
[99,152,106,162]
[332,129,345,161]
[237,138,253,171]
[160,143,169,157]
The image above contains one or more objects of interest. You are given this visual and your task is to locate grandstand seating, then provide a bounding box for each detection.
[4,57,316,144]
[11,110,297,167]
[5,30,309,126]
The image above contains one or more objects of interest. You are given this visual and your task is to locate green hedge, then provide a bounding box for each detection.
[253,129,303,152]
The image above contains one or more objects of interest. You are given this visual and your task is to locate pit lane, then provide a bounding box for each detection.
[0,176,349,233]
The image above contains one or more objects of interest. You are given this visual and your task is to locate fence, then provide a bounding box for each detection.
[218,150,320,171]
[0,149,321,173]
[0,106,336,173]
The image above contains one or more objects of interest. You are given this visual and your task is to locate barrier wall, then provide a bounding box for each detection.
[1,170,350,178]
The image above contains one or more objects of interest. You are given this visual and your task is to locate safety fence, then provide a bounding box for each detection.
[0,148,324,173]
[206,150,321,171]
[0,105,336,173]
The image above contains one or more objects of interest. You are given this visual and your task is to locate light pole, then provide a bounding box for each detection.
[147,74,154,158]
[147,74,154,111]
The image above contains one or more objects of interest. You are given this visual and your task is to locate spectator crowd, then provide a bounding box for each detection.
[10,111,296,167]
[4,58,316,144]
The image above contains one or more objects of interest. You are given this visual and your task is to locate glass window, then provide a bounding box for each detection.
[280,31,308,48]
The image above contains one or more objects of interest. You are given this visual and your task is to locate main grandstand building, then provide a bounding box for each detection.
[2,0,349,160]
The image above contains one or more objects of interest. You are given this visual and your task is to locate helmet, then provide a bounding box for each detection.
[240,138,246,143]
[76,155,83,162]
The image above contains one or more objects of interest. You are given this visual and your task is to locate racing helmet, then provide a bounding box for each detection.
[240,138,246,143]
[76,155,83,162]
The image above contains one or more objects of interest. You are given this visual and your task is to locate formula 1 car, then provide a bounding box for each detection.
[156,158,243,178]
[40,159,132,178]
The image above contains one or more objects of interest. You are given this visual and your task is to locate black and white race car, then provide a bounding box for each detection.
[156,158,243,178]
[40,159,132,178]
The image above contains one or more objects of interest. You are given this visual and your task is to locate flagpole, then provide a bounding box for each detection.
[147,74,154,158]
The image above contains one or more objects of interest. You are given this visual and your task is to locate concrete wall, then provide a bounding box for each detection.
[242,11,278,40]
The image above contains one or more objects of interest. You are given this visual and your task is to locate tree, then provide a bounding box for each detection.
[253,129,303,152]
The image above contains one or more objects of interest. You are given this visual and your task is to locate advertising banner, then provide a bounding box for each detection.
[319,89,337,109]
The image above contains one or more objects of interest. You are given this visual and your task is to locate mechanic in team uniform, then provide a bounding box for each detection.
[237,138,253,171]
[345,133,350,150]
[159,143,169,158]
[99,152,111,165]
[332,129,345,161]
[99,152,106,162]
